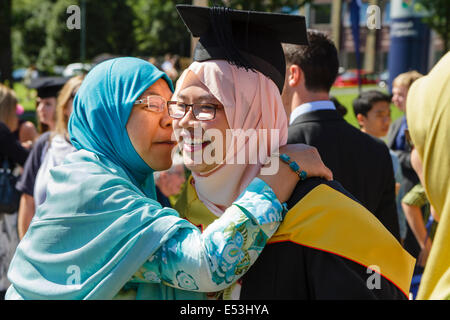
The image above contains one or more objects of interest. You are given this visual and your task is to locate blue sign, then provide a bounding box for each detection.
[387,0,430,92]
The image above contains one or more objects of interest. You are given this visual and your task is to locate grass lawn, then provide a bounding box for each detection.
[331,85,404,128]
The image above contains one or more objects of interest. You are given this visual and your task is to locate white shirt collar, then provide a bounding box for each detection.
[289,100,336,125]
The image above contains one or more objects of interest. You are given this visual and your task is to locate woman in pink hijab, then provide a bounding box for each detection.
[172,58,415,300]
[172,4,415,300]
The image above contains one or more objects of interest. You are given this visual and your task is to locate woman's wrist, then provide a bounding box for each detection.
[234,177,284,225]
[279,153,307,181]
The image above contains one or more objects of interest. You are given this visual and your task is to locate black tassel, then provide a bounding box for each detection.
[209,6,255,72]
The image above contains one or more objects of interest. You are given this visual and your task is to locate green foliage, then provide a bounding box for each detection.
[129,0,191,57]
[11,0,52,69]
[415,0,450,52]
[38,0,81,71]
[10,0,311,70]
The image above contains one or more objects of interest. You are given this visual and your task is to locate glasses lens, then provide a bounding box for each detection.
[194,104,215,120]
[168,102,186,118]
[147,96,166,112]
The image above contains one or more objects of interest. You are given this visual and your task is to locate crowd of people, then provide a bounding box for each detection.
[0,4,448,300]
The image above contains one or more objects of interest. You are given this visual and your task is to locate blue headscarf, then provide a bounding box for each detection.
[6,57,200,299]
[69,57,174,196]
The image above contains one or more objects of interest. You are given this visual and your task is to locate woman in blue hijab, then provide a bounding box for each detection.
[5,57,330,299]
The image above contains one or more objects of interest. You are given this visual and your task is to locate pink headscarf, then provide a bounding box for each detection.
[174,60,288,216]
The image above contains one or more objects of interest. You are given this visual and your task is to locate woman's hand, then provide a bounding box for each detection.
[257,144,332,203]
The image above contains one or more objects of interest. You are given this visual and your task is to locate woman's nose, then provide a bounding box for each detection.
[177,108,198,128]
[160,111,172,128]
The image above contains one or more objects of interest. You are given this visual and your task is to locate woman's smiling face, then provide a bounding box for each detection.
[172,71,230,174]
[126,78,177,171]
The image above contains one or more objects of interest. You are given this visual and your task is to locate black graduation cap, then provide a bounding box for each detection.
[28,76,69,98]
[176,5,308,93]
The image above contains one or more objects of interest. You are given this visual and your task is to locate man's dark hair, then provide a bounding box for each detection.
[283,30,339,92]
[352,90,391,117]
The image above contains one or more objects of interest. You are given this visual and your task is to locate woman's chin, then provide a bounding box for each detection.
[145,152,174,171]
[183,157,220,174]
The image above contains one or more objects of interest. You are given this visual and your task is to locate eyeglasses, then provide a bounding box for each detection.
[134,95,167,113]
[167,101,219,121]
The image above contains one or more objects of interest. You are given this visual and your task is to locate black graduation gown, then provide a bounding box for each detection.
[240,178,408,300]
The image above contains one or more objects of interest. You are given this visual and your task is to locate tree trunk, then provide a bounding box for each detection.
[0,0,13,86]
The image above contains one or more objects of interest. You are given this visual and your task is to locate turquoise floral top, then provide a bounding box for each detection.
[115,178,284,299]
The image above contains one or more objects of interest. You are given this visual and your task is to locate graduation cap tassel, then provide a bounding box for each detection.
[209,6,255,72]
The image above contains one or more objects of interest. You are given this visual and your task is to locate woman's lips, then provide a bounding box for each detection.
[153,140,177,147]
[178,130,212,152]
[183,140,211,152]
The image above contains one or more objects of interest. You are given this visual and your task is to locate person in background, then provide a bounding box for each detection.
[352,90,407,243]
[282,30,400,240]
[401,133,438,299]
[405,52,449,300]
[13,104,37,148]
[154,152,186,208]
[27,77,68,134]
[23,64,38,89]
[16,75,83,239]
[161,53,179,81]
[388,70,423,192]
[0,84,30,300]
[387,70,423,257]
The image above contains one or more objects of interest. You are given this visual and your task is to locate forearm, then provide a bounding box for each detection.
[17,194,35,239]
[129,178,284,292]
[401,203,428,248]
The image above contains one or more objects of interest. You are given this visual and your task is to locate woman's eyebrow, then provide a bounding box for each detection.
[142,91,160,96]
[177,93,218,101]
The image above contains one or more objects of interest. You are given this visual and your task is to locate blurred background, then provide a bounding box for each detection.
[0,0,448,127]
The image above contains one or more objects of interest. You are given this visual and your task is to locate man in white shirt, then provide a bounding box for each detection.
[281,30,400,240]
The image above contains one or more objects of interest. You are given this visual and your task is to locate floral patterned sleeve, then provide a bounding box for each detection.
[128,177,285,292]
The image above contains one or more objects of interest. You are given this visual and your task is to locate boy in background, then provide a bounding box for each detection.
[353,90,406,243]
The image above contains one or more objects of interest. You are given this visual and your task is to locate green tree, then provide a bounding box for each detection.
[129,0,192,57]
[39,0,137,69]
[11,0,53,70]
[11,0,138,71]
[415,0,450,53]
[9,0,314,73]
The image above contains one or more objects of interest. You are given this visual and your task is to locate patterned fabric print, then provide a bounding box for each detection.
[203,207,264,287]
[129,254,162,284]
[127,178,283,293]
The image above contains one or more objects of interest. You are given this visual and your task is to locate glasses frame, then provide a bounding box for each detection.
[167,101,219,121]
[134,95,167,113]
